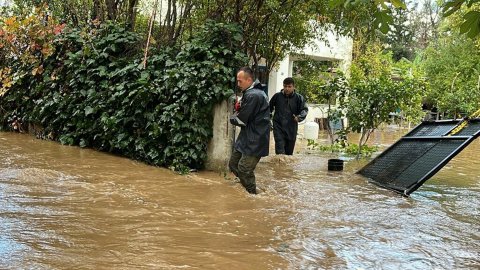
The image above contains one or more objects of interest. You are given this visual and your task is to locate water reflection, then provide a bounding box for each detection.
[0,130,479,269]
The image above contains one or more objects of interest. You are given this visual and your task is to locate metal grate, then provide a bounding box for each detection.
[452,120,480,136]
[359,140,436,186]
[407,121,459,137]
[358,119,480,195]
[390,139,465,191]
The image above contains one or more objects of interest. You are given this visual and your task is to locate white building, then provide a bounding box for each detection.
[0,0,12,7]
[267,30,353,125]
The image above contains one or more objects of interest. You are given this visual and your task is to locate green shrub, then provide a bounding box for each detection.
[0,20,247,172]
[307,139,379,158]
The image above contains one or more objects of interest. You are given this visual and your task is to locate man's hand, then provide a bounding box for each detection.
[293,114,299,122]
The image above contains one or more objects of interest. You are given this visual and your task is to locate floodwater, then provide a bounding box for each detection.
[0,128,479,269]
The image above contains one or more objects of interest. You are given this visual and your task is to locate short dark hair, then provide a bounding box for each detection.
[238,66,254,80]
[283,77,295,86]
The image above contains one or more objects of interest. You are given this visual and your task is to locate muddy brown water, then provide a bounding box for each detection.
[1,129,479,269]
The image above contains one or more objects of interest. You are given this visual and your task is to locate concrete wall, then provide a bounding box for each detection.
[205,100,234,171]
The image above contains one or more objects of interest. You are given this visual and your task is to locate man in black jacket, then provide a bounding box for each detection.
[269,77,308,155]
[229,67,270,194]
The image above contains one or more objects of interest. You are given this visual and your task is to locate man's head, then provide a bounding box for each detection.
[283,77,295,96]
[237,66,255,91]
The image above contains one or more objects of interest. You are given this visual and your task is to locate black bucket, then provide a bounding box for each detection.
[328,159,344,171]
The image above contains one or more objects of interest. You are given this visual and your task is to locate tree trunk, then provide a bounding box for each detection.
[357,128,373,159]
[126,0,138,30]
[105,0,117,20]
[92,0,104,21]
[173,1,193,45]
[327,102,335,145]
[357,129,365,159]
[170,0,177,43]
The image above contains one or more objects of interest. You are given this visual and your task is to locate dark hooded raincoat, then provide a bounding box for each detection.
[230,82,270,157]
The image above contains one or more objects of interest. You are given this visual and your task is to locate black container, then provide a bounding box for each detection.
[328,158,344,171]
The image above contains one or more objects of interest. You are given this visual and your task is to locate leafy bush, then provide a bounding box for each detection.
[343,44,425,157]
[423,33,480,118]
[306,139,379,158]
[0,19,247,172]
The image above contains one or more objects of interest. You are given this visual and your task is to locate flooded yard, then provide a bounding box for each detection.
[0,129,479,269]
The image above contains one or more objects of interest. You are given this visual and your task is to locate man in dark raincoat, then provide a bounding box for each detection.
[269,77,308,155]
[229,67,270,194]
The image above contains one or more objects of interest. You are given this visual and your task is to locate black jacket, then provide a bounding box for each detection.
[269,90,308,140]
[230,82,270,157]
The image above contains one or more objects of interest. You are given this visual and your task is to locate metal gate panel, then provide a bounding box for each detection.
[453,121,480,136]
[358,119,480,196]
[359,140,437,185]
[406,121,459,137]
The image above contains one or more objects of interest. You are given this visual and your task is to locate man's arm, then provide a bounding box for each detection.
[296,94,308,122]
[269,93,277,118]
[230,93,256,127]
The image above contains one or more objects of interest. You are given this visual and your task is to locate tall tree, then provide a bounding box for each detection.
[185,0,325,75]
[382,2,415,61]
[422,10,480,117]
[327,0,407,61]
[412,0,440,49]
[186,0,409,74]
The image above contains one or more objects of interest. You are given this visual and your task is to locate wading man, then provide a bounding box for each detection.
[269,77,308,155]
[229,67,270,194]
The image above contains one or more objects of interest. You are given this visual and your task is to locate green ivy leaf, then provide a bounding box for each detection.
[84,106,94,116]
[390,0,407,9]
[460,11,480,38]
[374,11,393,34]
[443,0,464,17]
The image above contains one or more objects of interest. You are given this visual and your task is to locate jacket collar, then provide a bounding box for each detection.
[243,80,262,92]
[281,89,295,97]
[246,82,255,91]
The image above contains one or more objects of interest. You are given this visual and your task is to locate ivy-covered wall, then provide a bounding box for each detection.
[0,20,247,172]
